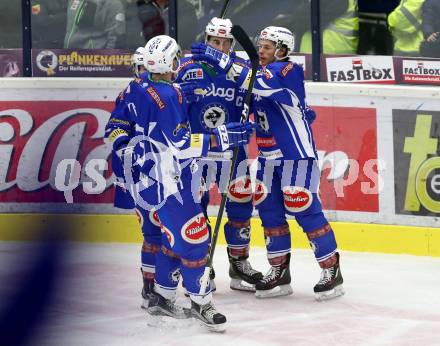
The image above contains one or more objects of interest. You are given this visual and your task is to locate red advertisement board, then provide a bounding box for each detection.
[0,101,378,212]
[212,106,379,213]
[313,106,378,212]
[0,101,114,203]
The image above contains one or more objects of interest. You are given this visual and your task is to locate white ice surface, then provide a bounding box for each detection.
[1,242,440,346]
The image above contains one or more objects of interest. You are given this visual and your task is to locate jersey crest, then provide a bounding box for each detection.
[201,103,228,129]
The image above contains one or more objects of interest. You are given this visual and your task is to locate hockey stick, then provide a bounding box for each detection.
[220,0,232,19]
[199,25,259,295]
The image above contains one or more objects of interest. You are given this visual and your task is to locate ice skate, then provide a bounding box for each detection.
[190,300,227,333]
[141,278,154,309]
[147,291,190,319]
[228,248,263,292]
[255,253,293,298]
[314,252,344,301]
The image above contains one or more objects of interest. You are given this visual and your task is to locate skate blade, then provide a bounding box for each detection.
[141,298,149,310]
[255,284,293,299]
[147,305,191,319]
[315,285,345,301]
[147,314,195,330]
[230,278,256,292]
[196,319,227,333]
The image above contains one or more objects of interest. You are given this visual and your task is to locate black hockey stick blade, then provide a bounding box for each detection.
[220,0,232,18]
[231,25,259,70]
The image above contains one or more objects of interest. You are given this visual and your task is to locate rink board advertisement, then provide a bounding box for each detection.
[396,58,440,85]
[32,49,133,77]
[0,101,114,206]
[325,56,396,84]
[0,79,439,229]
[393,109,440,216]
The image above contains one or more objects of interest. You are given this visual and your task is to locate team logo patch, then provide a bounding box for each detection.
[181,213,209,244]
[253,179,268,206]
[161,225,175,247]
[201,103,228,129]
[239,226,251,240]
[170,268,181,283]
[181,68,204,81]
[135,208,144,227]
[282,186,313,213]
[228,177,252,202]
[149,209,161,227]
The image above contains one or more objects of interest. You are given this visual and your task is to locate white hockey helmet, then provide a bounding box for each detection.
[132,46,146,77]
[205,17,235,46]
[259,26,295,57]
[144,35,181,74]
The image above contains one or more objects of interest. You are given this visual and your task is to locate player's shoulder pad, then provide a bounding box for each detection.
[177,56,204,81]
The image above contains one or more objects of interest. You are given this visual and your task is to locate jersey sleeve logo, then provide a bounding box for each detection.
[281,62,294,77]
[146,86,165,110]
[178,59,196,72]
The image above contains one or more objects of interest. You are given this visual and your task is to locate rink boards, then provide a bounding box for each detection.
[0,78,439,255]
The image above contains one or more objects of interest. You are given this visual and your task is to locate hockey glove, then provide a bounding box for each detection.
[178,81,199,103]
[191,42,234,74]
[212,122,256,151]
[304,106,316,125]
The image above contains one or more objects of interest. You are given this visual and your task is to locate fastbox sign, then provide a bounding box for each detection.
[326,56,395,84]
[401,59,440,85]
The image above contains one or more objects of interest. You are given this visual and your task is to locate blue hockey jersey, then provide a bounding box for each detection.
[118,76,211,203]
[246,61,317,160]
[176,56,247,158]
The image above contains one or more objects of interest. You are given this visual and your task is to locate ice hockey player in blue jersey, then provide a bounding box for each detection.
[176,17,263,292]
[121,35,254,332]
[197,26,344,301]
[249,26,343,301]
[106,46,165,310]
